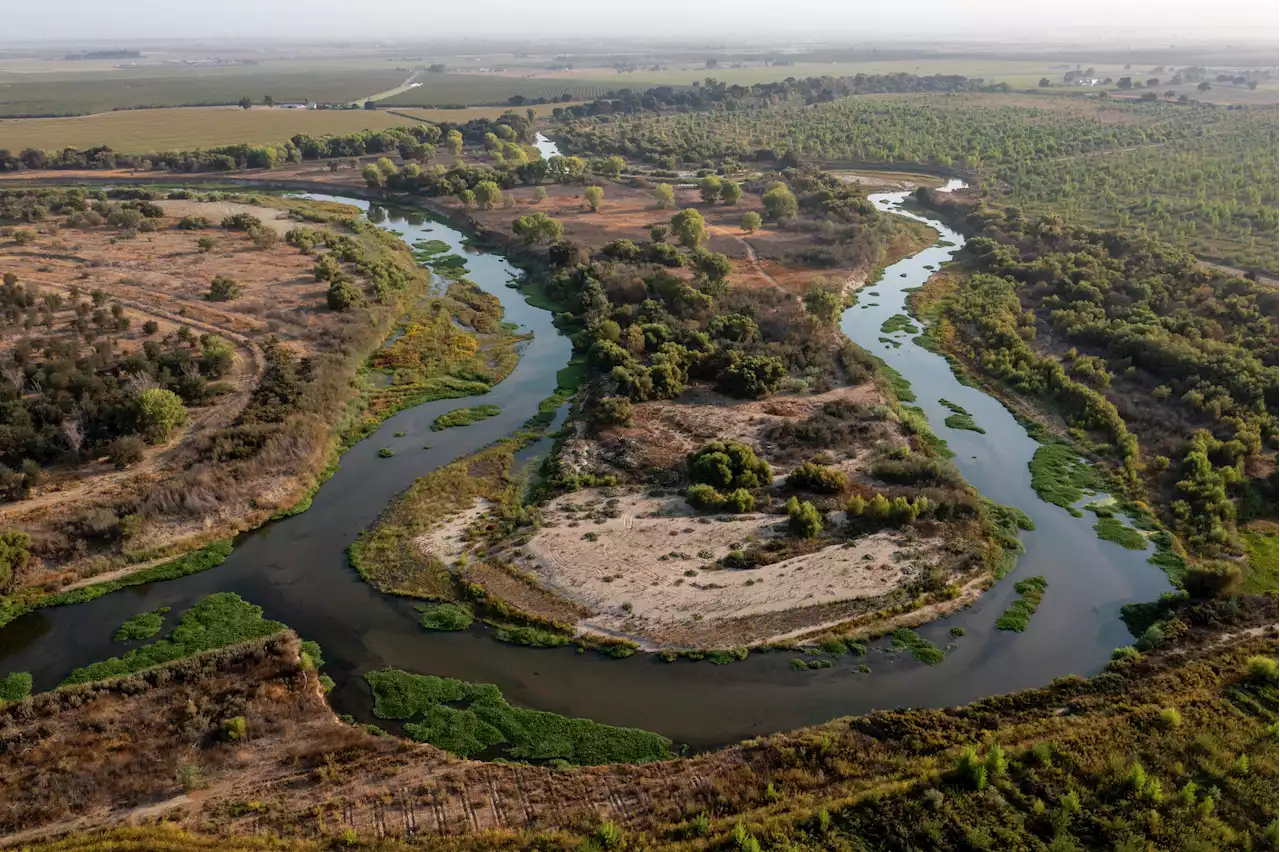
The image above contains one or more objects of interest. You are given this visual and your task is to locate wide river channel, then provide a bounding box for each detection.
[0,156,1172,750]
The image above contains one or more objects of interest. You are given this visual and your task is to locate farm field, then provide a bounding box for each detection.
[0,63,409,116]
[0,107,417,152]
[379,74,614,107]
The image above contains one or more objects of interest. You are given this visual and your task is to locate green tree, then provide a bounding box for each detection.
[136,388,187,444]
[720,181,743,205]
[474,181,502,210]
[0,530,31,592]
[653,184,675,209]
[762,182,798,220]
[698,175,723,204]
[689,248,732,288]
[688,441,772,489]
[804,279,843,324]
[362,163,384,188]
[0,670,32,702]
[786,496,823,539]
[740,211,762,233]
[445,130,464,156]
[327,280,364,311]
[718,355,787,399]
[512,212,564,246]
[670,208,707,248]
[207,275,242,302]
[375,157,398,178]
[584,185,605,212]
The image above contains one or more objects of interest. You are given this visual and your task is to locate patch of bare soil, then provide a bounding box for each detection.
[507,490,942,648]
[568,384,899,479]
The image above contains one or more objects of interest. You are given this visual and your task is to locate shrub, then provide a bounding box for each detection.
[177,215,209,230]
[688,441,772,489]
[0,530,32,591]
[108,435,146,468]
[1182,560,1242,598]
[686,483,724,511]
[419,603,474,631]
[718,355,787,399]
[722,488,755,513]
[741,211,762,233]
[584,185,604,212]
[1247,655,1279,683]
[220,716,248,741]
[0,671,32,702]
[595,395,633,426]
[786,496,823,539]
[136,388,187,443]
[786,462,848,493]
[378,447,395,458]
[142,320,159,335]
[196,236,217,253]
[207,274,242,301]
[249,226,278,250]
[327,279,364,311]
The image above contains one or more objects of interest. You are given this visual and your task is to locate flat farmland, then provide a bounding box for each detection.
[0,64,408,116]
[482,59,1090,90]
[380,73,613,106]
[0,107,416,152]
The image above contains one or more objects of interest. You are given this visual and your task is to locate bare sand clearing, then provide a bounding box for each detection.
[515,491,940,645]
[159,200,301,235]
[562,384,899,476]
[413,498,497,564]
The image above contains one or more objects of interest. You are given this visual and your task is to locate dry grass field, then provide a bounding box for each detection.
[0,107,414,153]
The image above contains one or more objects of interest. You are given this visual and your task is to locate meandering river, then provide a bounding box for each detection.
[0,157,1171,750]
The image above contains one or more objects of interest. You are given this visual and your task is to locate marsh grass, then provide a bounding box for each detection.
[418,602,474,631]
[432,404,502,431]
[995,575,1049,632]
[63,593,284,685]
[939,398,985,433]
[364,668,673,763]
[1094,517,1149,551]
[1028,444,1102,515]
[890,628,945,665]
[113,608,171,642]
[880,314,920,335]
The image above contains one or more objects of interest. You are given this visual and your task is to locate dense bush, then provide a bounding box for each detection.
[786,461,848,493]
[785,495,823,538]
[688,441,772,490]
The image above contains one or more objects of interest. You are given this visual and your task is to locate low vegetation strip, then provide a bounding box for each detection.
[0,540,233,630]
[62,593,284,685]
[939,398,985,433]
[1027,444,1102,516]
[364,668,674,764]
[889,628,945,665]
[1094,516,1150,551]
[995,575,1049,631]
[113,607,170,642]
[431,404,502,431]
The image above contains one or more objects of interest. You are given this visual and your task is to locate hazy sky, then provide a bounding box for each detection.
[4,0,1278,42]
